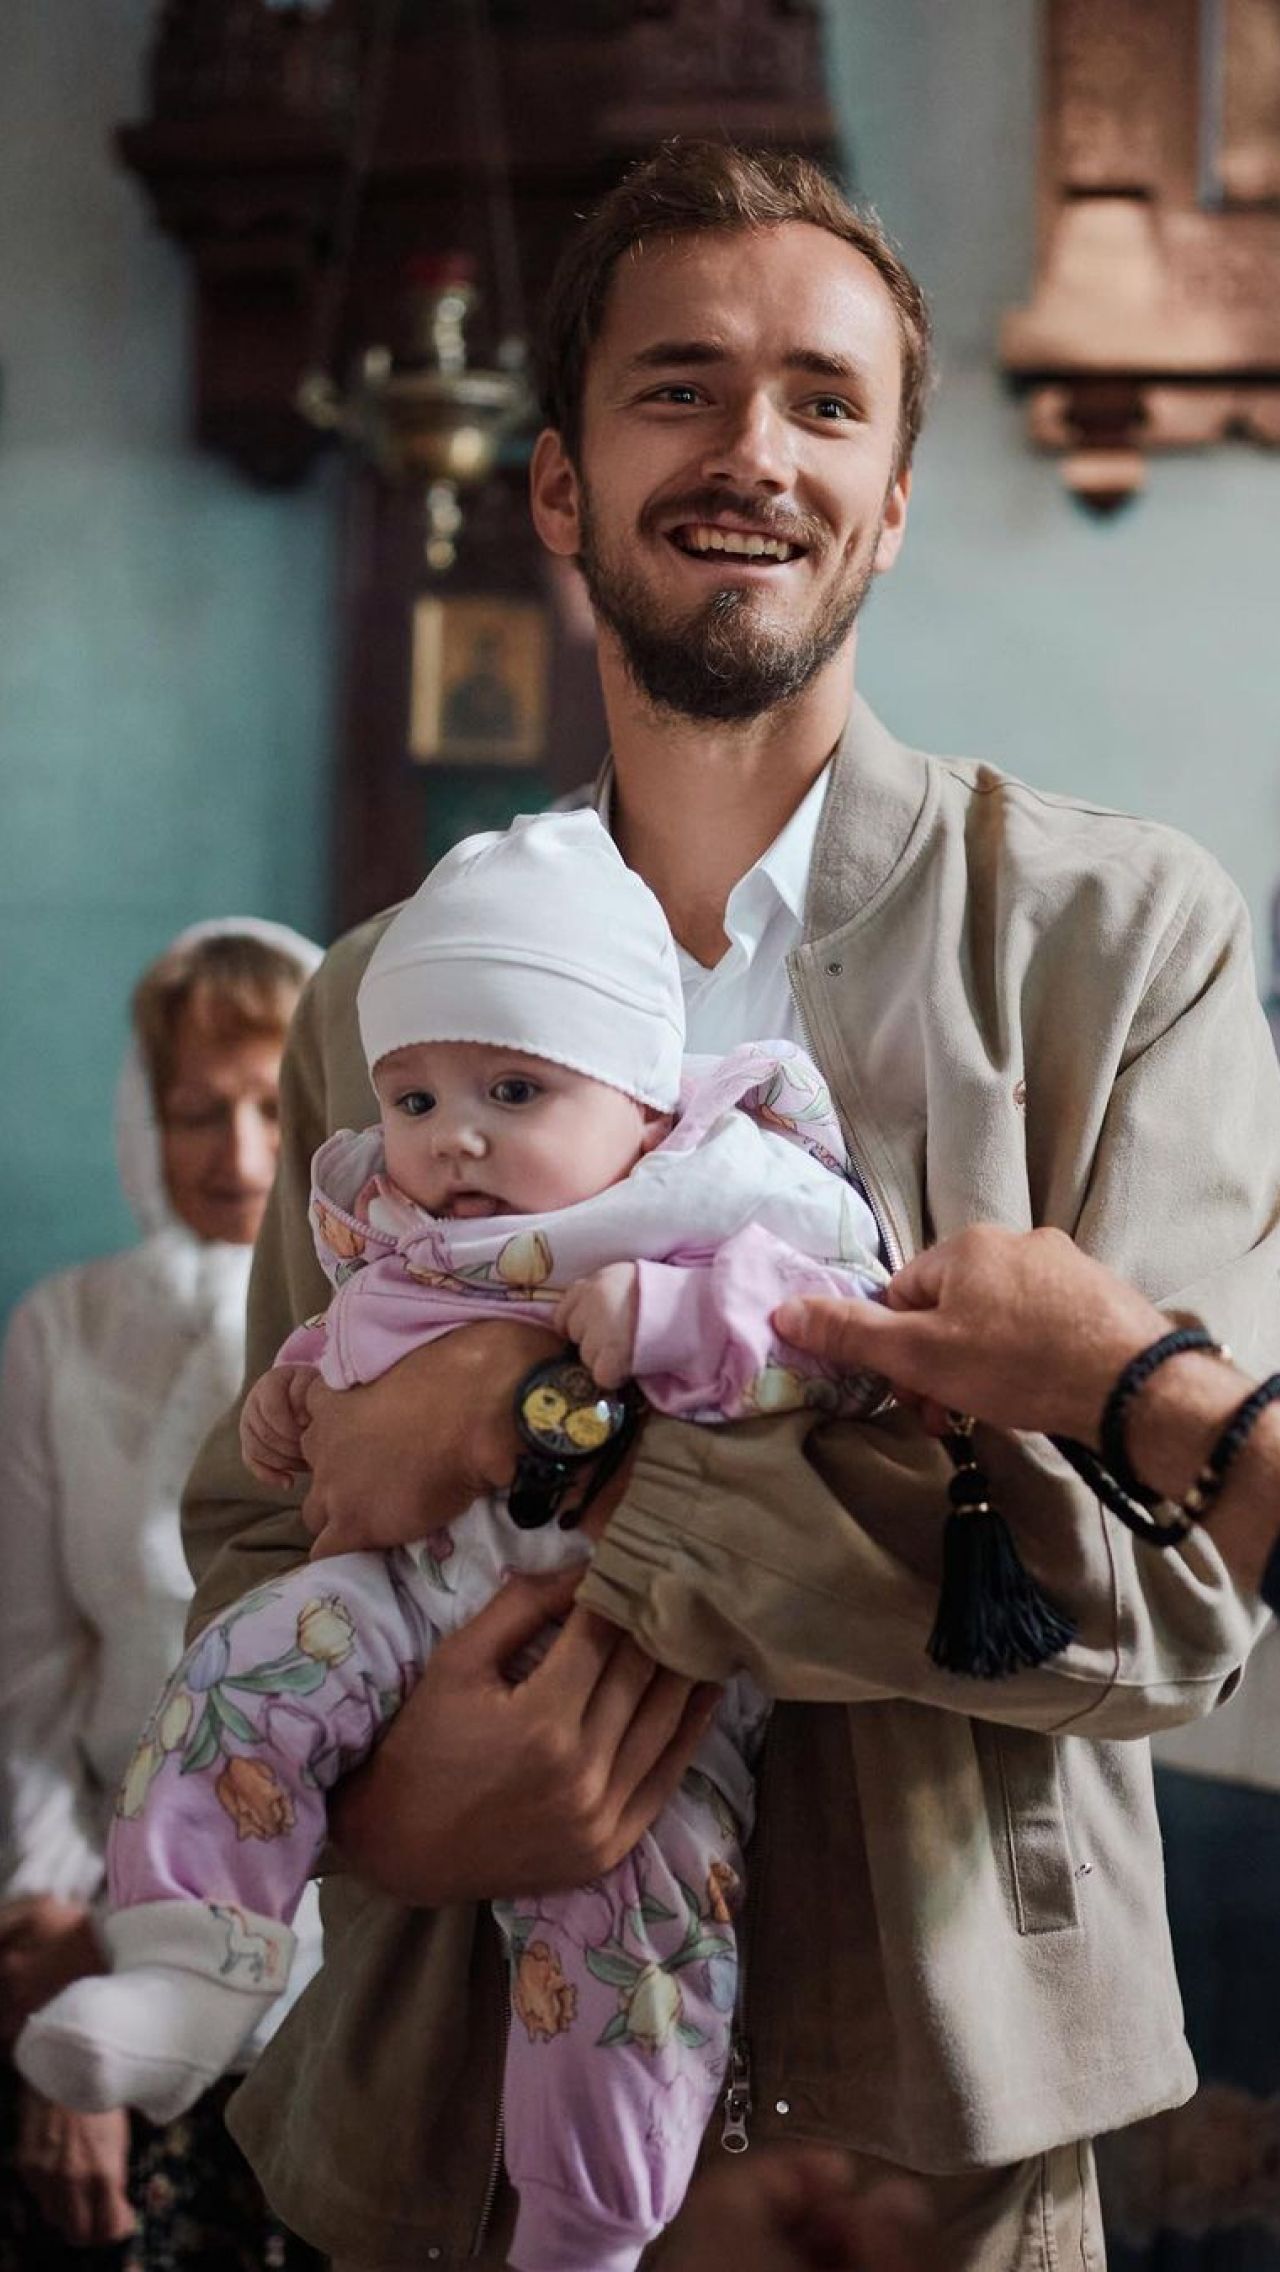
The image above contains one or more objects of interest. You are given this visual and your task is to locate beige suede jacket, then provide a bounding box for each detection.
[182,700,1279,2266]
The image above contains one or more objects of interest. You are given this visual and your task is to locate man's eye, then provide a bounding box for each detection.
[807,396,854,421]
[492,1078,539,1106]
[649,384,701,406]
[398,1091,434,1117]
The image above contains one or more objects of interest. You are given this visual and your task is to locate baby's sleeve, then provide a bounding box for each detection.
[633,1221,886,1422]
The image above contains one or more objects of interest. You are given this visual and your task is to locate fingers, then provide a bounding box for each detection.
[245,1451,299,1490]
[445,1569,583,1681]
[553,1608,658,1740]
[585,1339,626,1390]
[305,1520,345,1560]
[612,1679,721,1850]
[774,1292,898,1370]
[882,1244,947,1312]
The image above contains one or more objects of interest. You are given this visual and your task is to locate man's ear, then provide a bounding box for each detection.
[530,428,583,559]
[872,465,911,577]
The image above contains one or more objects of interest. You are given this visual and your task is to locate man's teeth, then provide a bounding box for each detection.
[678,526,799,561]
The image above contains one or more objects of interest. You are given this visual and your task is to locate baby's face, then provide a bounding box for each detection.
[372,1039,667,1220]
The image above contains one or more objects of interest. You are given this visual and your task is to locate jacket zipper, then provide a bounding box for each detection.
[721,2036,753,2153]
[470,2106,505,2258]
[721,1711,782,2156]
[786,959,905,1272]
[470,1934,508,2259]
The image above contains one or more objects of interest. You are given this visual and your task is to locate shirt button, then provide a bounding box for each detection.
[825,961,843,977]
[426,2250,442,2262]
[775,2098,791,2115]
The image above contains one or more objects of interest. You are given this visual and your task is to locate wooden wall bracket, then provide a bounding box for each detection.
[1001,0,1280,510]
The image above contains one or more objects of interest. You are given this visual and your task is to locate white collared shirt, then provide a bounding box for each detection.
[593,761,831,1055]
[677,763,830,1056]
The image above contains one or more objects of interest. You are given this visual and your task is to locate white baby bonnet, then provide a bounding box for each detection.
[357,810,685,1111]
[114,917,324,1238]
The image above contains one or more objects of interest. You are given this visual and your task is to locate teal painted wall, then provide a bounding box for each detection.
[823,0,1280,982]
[0,3,336,1319]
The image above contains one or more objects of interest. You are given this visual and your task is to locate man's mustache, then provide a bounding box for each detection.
[642,488,827,550]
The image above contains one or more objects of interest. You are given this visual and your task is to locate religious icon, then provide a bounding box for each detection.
[410,596,548,766]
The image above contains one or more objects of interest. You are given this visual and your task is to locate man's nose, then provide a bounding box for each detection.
[223,1103,279,1187]
[699,391,793,492]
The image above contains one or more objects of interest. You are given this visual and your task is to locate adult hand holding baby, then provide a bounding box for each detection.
[330,1564,719,1902]
[300,1317,564,1559]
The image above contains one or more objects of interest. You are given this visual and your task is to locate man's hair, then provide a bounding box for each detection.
[133,932,309,1105]
[538,140,933,478]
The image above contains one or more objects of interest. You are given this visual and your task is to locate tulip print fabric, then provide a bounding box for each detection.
[108,1557,429,1918]
[107,1537,761,2272]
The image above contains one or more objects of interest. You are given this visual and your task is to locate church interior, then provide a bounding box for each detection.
[3,3,1280,2267]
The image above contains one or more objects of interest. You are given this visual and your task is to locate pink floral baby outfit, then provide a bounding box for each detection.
[33,1042,887,2272]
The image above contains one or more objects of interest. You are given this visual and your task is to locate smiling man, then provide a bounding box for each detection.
[181,146,1280,2272]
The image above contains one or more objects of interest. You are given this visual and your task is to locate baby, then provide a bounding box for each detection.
[18,812,888,2272]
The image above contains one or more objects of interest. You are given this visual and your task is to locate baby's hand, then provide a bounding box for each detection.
[554,1264,640,1391]
[240,1365,316,1489]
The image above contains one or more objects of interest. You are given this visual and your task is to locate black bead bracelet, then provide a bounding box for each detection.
[1098,1327,1227,1508]
[1180,1371,1280,1522]
[1054,1324,1232,1547]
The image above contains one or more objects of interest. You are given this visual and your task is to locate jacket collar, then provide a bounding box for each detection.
[804,695,933,946]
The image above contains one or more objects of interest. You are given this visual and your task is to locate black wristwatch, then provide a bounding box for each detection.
[508,1354,640,1530]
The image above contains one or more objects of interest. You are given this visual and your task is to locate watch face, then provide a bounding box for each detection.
[518,1359,627,1461]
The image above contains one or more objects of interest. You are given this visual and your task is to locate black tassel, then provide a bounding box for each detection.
[926,1417,1078,1679]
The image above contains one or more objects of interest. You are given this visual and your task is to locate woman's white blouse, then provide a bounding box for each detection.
[0,1227,252,1902]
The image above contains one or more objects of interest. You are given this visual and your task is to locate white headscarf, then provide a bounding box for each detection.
[114,917,324,1238]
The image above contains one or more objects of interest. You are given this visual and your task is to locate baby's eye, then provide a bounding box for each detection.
[491,1077,540,1106]
[398,1090,434,1117]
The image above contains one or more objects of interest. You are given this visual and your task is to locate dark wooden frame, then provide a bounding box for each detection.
[116,1,838,925]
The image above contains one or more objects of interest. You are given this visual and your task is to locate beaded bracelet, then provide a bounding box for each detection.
[1052,1436,1194,1545]
[1098,1327,1228,1507]
[1180,1371,1280,1521]
[1259,1526,1280,1620]
[1053,1325,1232,1546]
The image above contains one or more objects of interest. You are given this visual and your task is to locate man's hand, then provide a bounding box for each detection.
[555,1264,640,1390]
[658,2151,928,2272]
[0,1895,105,2043]
[331,1567,719,1902]
[776,1224,1168,1445]
[15,2085,136,2248]
[301,1319,564,1560]
[240,1363,315,1489]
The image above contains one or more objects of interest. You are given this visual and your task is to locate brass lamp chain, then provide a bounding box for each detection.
[461,0,527,350]
[307,0,405,393]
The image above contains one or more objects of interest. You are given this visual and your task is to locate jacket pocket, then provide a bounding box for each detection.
[977,1723,1081,1935]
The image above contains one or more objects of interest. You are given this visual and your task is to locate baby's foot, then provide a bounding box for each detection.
[14,1899,294,2124]
[16,1963,274,2123]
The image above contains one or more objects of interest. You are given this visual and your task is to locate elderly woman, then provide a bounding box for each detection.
[0,922,324,2271]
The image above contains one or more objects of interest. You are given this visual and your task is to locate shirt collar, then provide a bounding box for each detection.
[741,759,831,928]
[592,753,830,934]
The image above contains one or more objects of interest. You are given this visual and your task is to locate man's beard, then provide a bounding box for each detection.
[576,485,882,724]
